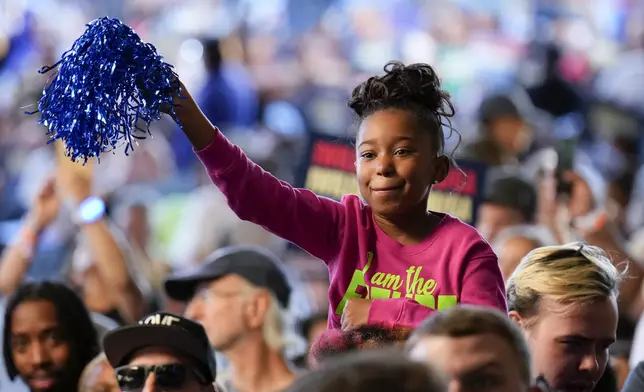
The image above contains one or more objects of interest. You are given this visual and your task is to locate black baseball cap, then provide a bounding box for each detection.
[478,94,523,123]
[103,312,217,383]
[164,245,291,307]
[483,175,537,222]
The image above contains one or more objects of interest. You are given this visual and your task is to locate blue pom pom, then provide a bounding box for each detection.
[28,17,181,163]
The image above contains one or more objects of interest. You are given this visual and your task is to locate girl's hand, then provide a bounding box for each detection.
[159,77,183,115]
[29,177,61,233]
[341,298,373,330]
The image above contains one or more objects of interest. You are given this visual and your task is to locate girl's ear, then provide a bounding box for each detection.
[432,155,450,184]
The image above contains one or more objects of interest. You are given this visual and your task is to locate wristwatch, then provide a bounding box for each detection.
[74,196,106,225]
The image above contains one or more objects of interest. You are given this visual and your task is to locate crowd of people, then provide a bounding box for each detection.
[1,0,644,391]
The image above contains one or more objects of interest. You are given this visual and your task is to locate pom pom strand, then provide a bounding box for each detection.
[28,17,182,163]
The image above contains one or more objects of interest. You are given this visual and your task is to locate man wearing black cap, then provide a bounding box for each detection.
[103,311,217,392]
[164,245,296,392]
[460,94,533,167]
[476,173,538,243]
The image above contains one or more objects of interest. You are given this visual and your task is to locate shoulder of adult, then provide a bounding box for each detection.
[622,360,644,392]
[91,312,120,347]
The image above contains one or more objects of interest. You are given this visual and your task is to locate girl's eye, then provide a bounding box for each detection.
[360,152,375,159]
[395,149,411,156]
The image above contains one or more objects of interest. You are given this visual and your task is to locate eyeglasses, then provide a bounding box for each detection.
[194,285,250,303]
[114,363,207,391]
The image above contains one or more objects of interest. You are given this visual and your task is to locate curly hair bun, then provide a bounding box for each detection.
[347,61,454,120]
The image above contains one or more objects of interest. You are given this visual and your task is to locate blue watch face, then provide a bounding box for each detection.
[79,197,106,223]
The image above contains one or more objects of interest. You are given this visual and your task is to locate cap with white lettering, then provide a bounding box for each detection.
[103,312,216,383]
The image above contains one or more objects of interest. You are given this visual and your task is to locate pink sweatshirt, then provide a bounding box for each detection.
[196,131,507,329]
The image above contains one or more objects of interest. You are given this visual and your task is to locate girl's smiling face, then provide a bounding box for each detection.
[356,108,448,218]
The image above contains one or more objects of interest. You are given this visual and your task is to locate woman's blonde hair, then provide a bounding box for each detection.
[506,242,623,324]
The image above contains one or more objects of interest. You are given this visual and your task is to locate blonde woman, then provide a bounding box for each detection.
[507,242,622,392]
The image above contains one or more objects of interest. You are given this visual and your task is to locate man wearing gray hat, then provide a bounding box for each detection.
[165,245,297,392]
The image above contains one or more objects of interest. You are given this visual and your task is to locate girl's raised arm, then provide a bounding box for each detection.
[174,85,346,262]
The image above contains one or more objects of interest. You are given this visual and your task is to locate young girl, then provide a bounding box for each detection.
[172,61,506,330]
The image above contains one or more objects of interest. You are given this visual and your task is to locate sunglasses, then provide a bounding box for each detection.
[114,363,207,391]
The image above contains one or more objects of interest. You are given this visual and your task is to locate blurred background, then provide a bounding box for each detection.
[0,0,644,367]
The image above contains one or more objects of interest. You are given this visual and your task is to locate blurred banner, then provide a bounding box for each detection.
[297,133,488,225]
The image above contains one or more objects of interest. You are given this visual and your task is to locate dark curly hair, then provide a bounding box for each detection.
[2,282,100,386]
[309,326,413,367]
[347,61,460,159]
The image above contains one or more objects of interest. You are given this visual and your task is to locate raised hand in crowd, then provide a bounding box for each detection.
[560,171,595,220]
[57,162,147,324]
[538,168,622,241]
[0,177,61,296]
[29,175,61,234]
[0,162,147,324]
[56,159,93,205]
[536,169,593,244]
[537,167,643,318]
[563,171,644,319]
